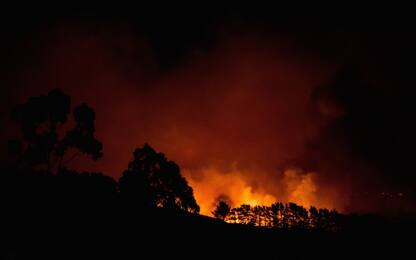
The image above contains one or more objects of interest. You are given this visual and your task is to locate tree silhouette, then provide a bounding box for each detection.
[212,201,231,220]
[309,206,320,228]
[9,89,102,173]
[271,202,285,228]
[119,144,199,214]
[226,204,255,225]
[290,203,309,229]
[224,201,344,231]
[252,205,270,227]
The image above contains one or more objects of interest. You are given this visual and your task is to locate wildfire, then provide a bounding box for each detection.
[183,166,337,216]
[183,166,277,216]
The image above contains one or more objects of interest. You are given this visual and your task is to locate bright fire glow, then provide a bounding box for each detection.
[184,166,276,216]
[184,166,337,216]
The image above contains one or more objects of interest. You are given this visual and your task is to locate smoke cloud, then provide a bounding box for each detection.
[2,17,414,216]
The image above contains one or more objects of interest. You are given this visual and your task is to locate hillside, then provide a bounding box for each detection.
[1,200,413,259]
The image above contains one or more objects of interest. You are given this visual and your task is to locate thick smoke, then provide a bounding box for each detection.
[2,20,412,216]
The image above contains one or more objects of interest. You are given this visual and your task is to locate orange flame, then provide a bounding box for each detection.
[183,166,276,216]
[184,166,337,216]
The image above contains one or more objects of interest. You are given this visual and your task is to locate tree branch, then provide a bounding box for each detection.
[62,152,81,167]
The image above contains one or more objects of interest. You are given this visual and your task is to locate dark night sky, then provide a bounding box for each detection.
[1,6,415,215]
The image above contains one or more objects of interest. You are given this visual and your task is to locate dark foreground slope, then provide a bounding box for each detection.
[0,169,414,259]
[1,204,414,259]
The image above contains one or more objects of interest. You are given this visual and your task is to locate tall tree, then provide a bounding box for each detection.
[271,202,285,228]
[10,89,102,173]
[212,201,231,220]
[119,144,200,214]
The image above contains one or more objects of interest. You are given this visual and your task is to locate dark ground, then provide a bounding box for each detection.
[1,199,414,259]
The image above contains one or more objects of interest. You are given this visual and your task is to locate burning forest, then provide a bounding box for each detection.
[0,6,415,259]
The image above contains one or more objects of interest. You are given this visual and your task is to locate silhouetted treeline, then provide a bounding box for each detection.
[4,89,199,215]
[2,149,199,214]
[213,201,342,231]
